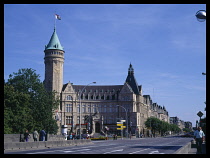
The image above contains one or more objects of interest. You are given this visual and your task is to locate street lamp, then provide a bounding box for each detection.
[116,105,128,138]
[79,82,96,139]
[195,10,206,22]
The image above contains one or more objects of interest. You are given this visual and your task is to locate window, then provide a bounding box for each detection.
[82,116,85,124]
[67,95,72,100]
[106,96,110,100]
[81,94,84,99]
[93,105,97,113]
[109,105,112,113]
[98,105,101,112]
[66,116,72,124]
[77,116,80,124]
[88,105,91,113]
[66,104,72,112]
[82,105,86,113]
[77,105,80,113]
[112,94,115,100]
[91,95,94,100]
[104,105,107,112]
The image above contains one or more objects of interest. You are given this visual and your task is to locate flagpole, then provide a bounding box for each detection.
[54,13,56,30]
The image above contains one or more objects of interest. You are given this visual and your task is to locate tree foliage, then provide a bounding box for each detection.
[4,68,59,134]
[145,117,181,136]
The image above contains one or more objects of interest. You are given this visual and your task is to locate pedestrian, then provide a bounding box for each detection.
[115,134,117,140]
[113,134,115,140]
[40,129,46,141]
[33,129,39,141]
[24,129,30,142]
[194,127,205,154]
[70,133,73,140]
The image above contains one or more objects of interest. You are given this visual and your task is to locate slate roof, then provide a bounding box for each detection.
[45,28,64,51]
[125,64,140,95]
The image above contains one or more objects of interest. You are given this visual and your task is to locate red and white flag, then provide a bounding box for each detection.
[55,14,61,20]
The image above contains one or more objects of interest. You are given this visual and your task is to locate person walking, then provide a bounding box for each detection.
[194,127,205,154]
[40,129,46,141]
[24,129,30,142]
[33,129,39,141]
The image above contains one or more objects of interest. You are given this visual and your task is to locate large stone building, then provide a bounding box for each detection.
[43,27,169,136]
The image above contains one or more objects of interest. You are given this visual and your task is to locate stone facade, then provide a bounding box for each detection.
[44,28,170,136]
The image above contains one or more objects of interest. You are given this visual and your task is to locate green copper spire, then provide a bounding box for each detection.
[45,28,64,51]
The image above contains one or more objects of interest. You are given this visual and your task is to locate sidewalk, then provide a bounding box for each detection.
[188,143,206,154]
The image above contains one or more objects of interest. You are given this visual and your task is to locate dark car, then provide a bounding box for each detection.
[181,132,194,137]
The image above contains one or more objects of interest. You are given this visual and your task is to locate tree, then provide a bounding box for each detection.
[145,117,181,136]
[4,68,59,134]
[144,117,161,137]
[4,84,32,133]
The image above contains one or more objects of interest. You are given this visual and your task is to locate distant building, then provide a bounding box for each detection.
[184,121,193,130]
[170,116,180,125]
[43,27,170,136]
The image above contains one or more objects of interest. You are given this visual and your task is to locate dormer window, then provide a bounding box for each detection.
[66,95,72,100]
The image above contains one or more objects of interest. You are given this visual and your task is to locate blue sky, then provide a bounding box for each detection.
[4,4,206,127]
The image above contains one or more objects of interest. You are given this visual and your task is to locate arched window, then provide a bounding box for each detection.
[112,94,115,100]
[91,95,94,100]
[106,96,110,100]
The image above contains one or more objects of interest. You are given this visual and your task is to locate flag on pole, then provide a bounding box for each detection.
[55,14,61,20]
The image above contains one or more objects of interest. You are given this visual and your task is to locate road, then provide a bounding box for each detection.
[5,136,193,154]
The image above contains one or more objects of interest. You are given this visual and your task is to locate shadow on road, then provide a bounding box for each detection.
[130,145,182,151]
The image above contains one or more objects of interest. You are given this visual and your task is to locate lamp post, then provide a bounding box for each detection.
[195,10,206,22]
[79,82,96,139]
[117,105,128,138]
[196,10,206,76]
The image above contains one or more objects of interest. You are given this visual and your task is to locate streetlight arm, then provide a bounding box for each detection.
[79,82,96,139]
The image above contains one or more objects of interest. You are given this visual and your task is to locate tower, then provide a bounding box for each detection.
[125,63,140,94]
[44,28,65,94]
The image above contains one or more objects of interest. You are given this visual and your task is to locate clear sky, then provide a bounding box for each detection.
[4,4,206,127]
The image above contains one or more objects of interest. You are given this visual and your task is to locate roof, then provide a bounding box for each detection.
[72,85,123,93]
[45,28,64,51]
[125,64,140,94]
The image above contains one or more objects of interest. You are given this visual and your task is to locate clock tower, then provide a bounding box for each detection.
[44,28,64,94]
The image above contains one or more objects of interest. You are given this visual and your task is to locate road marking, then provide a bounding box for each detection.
[103,149,123,154]
[129,148,150,154]
[27,150,63,154]
[27,148,91,154]
[62,150,74,153]
[149,150,165,154]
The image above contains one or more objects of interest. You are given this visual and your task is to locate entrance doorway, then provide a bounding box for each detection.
[95,122,100,133]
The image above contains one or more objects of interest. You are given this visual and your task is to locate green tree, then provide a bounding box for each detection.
[4,68,59,134]
[145,117,181,136]
[145,117,161,137]
[4,84,32,133]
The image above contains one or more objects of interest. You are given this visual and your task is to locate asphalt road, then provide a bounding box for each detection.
[5,136,193,154]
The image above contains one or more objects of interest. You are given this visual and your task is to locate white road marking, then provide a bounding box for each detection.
[103,149,124,154]
[129,148,150,154]
[62,150,74,153]
[149,150,165,154]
